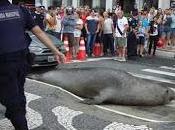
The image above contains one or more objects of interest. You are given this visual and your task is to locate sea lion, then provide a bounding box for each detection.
[36,67,175,106]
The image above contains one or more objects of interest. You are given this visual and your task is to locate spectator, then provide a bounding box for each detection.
[127,15,139,59]
[32,6,45,30]
[85,9,100,57]
[107,8,112,17]
[74,11,83,57]
[131,4,138,17]
[162,9,172,48]
[80,7,89,42]
[115,5,122,14]
[102,11,115,56]
[171,9,175,47]
[157,14,164,40]
[157,8,163,17]
[96,11,104,56]
[143,2,148,11]
[55,7,62,40]
[148,16,159,56]
[114,10,129,61]
[45,6,57,35]
[138,10,143,21]
[62,6,76,58]
[140,12,150,49]
[148,8,156,22]
[137,21,146,57]
[60,5,65,19]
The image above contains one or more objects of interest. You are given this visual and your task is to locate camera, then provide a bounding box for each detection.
[66,6,74,15]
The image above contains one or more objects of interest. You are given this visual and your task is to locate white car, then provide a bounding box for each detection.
[29,33,65,67]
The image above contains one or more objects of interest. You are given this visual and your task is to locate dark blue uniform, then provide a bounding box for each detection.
[0,0,36,130]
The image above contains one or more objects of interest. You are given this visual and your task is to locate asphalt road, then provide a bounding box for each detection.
[0,56,175,130]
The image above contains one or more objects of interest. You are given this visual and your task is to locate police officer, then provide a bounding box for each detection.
[0,0,65,130]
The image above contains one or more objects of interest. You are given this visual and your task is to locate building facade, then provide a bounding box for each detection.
[35,0,109,10]
[10,0,173,10]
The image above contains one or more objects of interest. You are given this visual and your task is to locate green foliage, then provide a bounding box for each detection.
[124,12,131,18]
[123,0,135,13]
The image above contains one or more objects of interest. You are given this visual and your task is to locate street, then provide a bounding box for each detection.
[0,56,175,130]
[0,0,174,129]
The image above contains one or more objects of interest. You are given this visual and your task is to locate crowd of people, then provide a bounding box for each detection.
[30,4,175,61]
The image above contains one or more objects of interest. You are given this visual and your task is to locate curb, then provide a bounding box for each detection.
[156,49,175,59]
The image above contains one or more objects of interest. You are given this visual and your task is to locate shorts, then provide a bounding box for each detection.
[115,37,127,48]
[171,28,175,37]
[74,31,81,38]
[162,31,171,39]
[162,27,171,38]
[137,36,145,45]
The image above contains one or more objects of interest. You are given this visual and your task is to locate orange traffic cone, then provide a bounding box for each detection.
[64,36,72,63]
[77,37,86,61]
[93,43,101,57]
[157,38,165,48]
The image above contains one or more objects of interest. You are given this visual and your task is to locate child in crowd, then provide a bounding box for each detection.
[137,21,146,57]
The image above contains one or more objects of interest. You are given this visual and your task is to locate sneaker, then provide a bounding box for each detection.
[139,54,144,57]
[113,57,121,61]
[119,57,126,62]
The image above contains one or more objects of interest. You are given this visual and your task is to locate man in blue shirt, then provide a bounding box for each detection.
[0,1,65,129]
[85,9,100,57]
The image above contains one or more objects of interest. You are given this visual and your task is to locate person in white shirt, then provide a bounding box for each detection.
[115,5,122,14]
[114,10,129,61]
[74,11,83,57]
[55,8,62,40]
[102,11,115,56]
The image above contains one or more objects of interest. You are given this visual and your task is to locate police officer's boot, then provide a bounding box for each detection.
[10,114,29,130]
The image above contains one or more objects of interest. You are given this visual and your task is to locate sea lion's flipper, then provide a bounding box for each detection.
[80,88,114,105]
[81,98,103,105]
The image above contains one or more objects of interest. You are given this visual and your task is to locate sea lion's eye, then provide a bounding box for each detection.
[166,90,169,93]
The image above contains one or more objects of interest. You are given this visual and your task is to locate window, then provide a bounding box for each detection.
[67,0,72,6]
[52,0,62,6]
[171,0,175,8]
[80,0,92,8]
[100,0,106,10]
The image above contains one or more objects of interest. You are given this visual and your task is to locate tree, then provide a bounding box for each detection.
[123,0,135,13]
